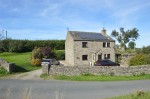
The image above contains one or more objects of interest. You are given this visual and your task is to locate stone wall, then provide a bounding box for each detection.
[0,58,15,73]
[42,65,150,76]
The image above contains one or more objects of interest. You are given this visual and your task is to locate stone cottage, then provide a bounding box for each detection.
[65,29,115,66]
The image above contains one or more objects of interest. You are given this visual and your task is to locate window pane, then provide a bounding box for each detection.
[107,54,110,59]
[103,42,106,47]
[107,43,110,47]
[82,55,88,60]
[82,42,88,48]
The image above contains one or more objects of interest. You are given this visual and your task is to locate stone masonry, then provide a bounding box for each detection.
[42,65,150,76]
[0,58,15,73]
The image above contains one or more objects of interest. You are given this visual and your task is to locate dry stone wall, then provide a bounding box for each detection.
[42,65,150,76]
[0,58,15,73]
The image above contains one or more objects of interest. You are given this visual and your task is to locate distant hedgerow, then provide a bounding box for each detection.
[129,54,150,66]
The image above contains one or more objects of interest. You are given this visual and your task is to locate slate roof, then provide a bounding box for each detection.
[68,31,115,42]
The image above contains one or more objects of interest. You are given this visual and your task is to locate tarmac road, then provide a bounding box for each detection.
[0,79,150,99]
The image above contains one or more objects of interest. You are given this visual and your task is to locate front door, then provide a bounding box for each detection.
[98,54,102,60]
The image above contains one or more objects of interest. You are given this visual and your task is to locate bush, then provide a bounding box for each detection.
[0,67,8,74]
[31,47,43,66]
[142,45,150,54]
[31,59,42,66]
[129,54,150,66]
[53,50,65,60]
[41,47,52,58]
[31,47,43,59]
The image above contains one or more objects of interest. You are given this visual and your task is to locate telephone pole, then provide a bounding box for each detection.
[6,30,7,39]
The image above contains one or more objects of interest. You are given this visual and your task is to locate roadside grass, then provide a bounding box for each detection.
[0,67,10,77]
[106,91,150,99]
[42,74,150,81]
[0,52,41,73]
[40,73,49,78]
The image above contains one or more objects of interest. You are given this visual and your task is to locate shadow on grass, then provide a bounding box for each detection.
[14,65,28,73]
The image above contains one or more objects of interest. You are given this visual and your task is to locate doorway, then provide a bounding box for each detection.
[98,54,102,60]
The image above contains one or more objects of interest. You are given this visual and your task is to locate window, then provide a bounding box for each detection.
[107,54,110,59]
[104,54,110,59]
[82,42,88,48]
[103,42,106,47]
[107,43,110,47]
[82,55,88,60]
[103,42,110,48]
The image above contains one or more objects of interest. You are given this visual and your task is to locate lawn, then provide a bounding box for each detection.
[45,74,150,81]
[0,52,41,72]
[106,91,150,99]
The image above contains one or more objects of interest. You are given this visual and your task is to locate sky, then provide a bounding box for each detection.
[0,0,150,48]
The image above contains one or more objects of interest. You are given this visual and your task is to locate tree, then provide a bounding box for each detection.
[128,41,136,49]
[111,28,139,51]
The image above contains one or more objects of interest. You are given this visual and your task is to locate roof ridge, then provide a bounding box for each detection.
[68,31,100,34]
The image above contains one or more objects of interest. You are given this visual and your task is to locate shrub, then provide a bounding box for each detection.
[41,47,52,58]
[142,45,150,54]
[0,67,8,74]
[31,47,43,66]
[31,59,41,66]
[129,54,150,66]
[31,47,43,59]
[53,50,65,60]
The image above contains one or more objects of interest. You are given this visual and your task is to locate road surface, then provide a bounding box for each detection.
[0,79,150,99]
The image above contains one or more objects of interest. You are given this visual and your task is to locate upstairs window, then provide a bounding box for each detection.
[107,43,110,47]
[103,42,106,47]
[82,55,88,60]
[82,42,88,48]
[103,42,110,48]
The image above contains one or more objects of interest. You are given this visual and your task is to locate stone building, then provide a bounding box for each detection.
[65,29,115,66]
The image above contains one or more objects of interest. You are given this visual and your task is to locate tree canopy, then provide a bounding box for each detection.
[111,28,139,51]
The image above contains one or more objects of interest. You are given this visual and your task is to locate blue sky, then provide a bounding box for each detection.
[0,0,150,48]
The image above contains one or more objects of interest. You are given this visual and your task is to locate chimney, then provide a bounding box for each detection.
[101,28,107,36]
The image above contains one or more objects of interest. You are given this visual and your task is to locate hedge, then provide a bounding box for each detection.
[129,54,150,66]
[0,39,65,53]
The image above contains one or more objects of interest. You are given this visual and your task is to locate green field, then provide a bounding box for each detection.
[45,74,150,81]
[107,91,150,99]
[0,52,40,73]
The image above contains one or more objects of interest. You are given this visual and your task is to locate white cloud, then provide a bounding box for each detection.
[38,3,64,18]
[110,2,150,26]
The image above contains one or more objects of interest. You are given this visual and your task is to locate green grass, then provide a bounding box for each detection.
[48,74,150,81]
[0,67,10,77]
[106,91,150,99]
[0,52,41,73]
[40,73,49,78]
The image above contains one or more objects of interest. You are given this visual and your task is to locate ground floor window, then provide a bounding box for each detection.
[82,55,88,60]
[104,54,110,59]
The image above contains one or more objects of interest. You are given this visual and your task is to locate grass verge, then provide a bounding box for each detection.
[106,91,150,99]
[42,74,150,81]
[0,67,10,77]
[0,52,41,73]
